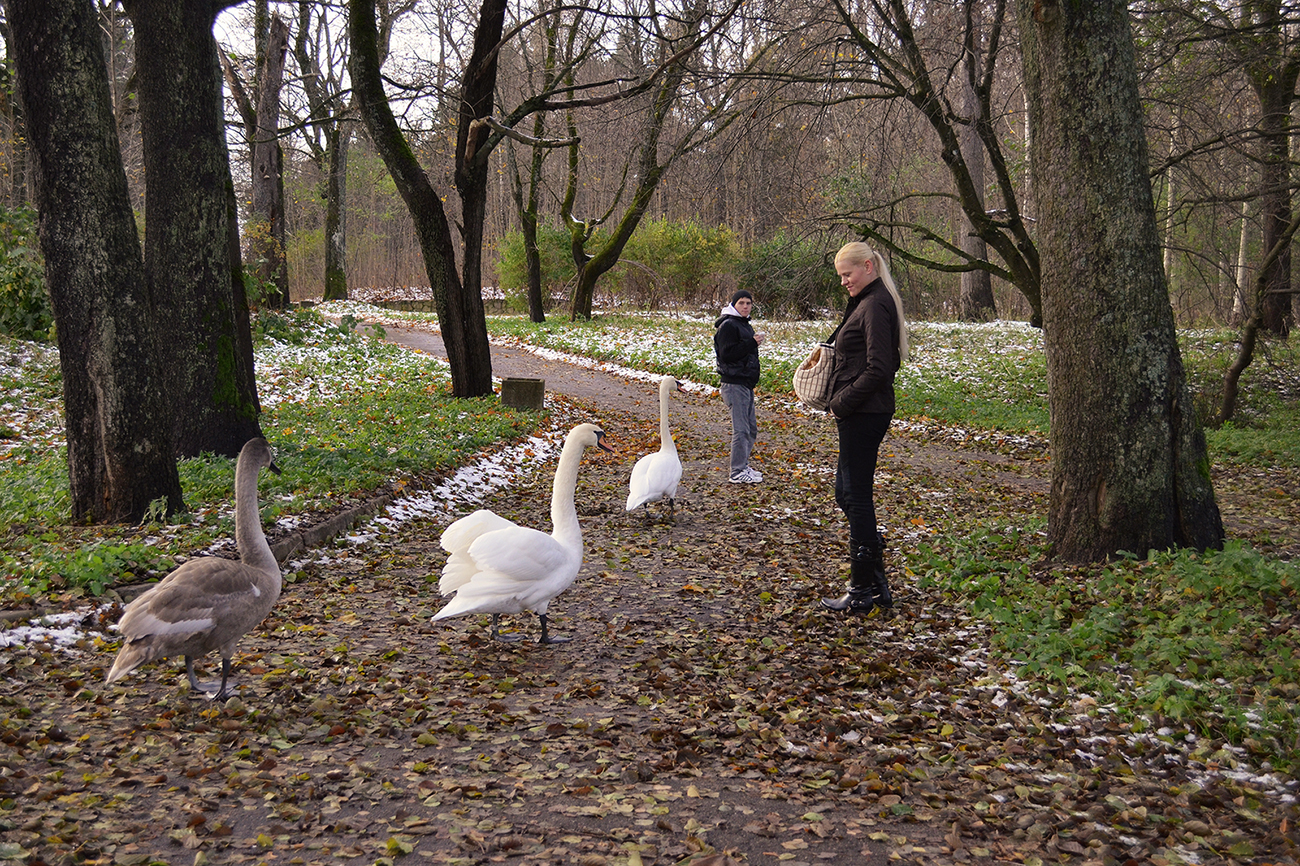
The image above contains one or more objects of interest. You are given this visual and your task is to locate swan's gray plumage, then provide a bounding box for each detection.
[106,437,281,699]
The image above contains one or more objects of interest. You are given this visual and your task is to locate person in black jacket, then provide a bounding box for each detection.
[820,242,909,616]
[713,289,766,483]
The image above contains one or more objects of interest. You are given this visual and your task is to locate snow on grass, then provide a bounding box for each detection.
[0,340,65,457]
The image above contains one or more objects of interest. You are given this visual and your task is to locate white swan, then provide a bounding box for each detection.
[106,437,282,699]
[626,375,684,520]
[433,422,614,643]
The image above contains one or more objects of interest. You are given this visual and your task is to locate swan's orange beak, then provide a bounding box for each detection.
[596,433,615,453]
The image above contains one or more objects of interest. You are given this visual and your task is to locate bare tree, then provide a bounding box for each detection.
[350,0,494,397]
[501,0,575,323]
[249,11,291,306]
[958,1,996,321]
[1218,207,1300,424]
[816,0,1042,325]
[562,0,749,319]
[288,0,408,302]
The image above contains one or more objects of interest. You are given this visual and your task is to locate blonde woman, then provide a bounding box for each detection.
[820,242,908,616]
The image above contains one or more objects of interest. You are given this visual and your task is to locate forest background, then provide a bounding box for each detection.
[5,1,1300,331]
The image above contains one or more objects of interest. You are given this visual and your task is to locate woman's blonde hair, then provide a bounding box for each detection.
[835,241,909,361]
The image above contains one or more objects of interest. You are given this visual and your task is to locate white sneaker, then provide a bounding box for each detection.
[729,466,762,483]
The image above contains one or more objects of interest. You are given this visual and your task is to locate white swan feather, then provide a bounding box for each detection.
[433,422,613,643]
[626,375,684,517]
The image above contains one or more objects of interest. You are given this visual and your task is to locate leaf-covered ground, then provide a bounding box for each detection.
[2,379,1297,866]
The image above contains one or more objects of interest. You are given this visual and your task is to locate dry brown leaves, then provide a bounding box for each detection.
[1,397,1296,866]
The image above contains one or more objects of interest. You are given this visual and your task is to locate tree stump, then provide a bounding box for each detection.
[500,377,545,410]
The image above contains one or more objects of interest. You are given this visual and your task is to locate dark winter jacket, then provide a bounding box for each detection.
[828,279,900,419]
[714,306,761,387]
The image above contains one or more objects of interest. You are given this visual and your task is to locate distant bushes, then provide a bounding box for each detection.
[496,221,580,310]
[735,231,841,319]
[497,218,739,312]
[496,219,854,319]
[0,205,53,342]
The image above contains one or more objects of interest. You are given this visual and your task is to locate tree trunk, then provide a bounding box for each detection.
[1017,0,1223,560]
[1161,124,1178,286]
[11,0,183,523]
[292,0,359,304]
[570,170,664,319]
[350,0,493,397]
[125,0,264,458]
[958,7,995,322]
[1256,78,1294,337]
[322,124,349,301]
[507,131,547,322]
[454,0,508,329]
[0,23,31,207]
[250,13,290,308]
[1232,199,1251,325]
[1219,207,1300,425]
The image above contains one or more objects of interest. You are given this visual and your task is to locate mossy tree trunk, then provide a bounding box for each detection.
[125,0,264,458]
[321,126,350,302]
[1018,0,1224,560]
[11,0,183,522]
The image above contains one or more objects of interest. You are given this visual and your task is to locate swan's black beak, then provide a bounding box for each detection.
[268,461,283,476]
[596,432,615,453]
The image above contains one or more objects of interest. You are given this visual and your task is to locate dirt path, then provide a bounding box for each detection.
[2,324,1296,866]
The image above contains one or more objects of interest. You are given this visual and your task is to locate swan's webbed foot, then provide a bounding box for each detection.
[188,656,234,700]
[490,614,525,642]
[537,613,571,644]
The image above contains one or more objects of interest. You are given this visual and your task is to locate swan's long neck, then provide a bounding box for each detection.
[550,437,585,548]
[659,385,676,453]
[234,456,279,576]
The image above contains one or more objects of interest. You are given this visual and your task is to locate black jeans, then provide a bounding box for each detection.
[834,412,892,544]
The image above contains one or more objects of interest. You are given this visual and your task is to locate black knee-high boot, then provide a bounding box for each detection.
[820,537,877,614]
[869,531,893,613]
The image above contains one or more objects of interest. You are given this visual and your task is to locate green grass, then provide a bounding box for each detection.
[0,310,540,601]
[475,310,1298,455]
[915,527,1300,771]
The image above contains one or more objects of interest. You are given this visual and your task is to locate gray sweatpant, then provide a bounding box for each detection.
[720,382,757,476]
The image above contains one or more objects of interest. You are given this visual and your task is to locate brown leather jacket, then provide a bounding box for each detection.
[828,279,900,418]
